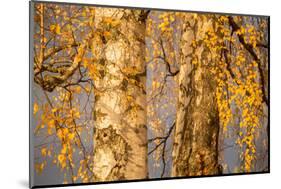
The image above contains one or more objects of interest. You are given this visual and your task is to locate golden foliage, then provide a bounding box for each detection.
[33,3,268,181]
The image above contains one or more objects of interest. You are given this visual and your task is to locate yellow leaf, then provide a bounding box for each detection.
[33,102,39,115]
[68,132,75,141]
[41,148,47,157]
[35,162,45,173]
[58,154,66,168]
[63,128,69,135]
[49,24,56,32]
[74,111,80,118]
[47,127,53,135]
[50,24,61,34]
[152,81,160,89]
[61,144,67,154]
[55,25,61,34]
[48,120,55,128]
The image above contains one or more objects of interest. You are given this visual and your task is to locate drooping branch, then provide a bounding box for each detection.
[227,16,268,106]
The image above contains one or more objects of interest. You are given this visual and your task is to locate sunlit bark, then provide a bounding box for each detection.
[92,9,148,181]
[172,15,220,176]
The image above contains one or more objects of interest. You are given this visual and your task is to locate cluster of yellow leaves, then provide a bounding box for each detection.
[235,53,246,66]
[204,30,219,50]
[218,16,228,23]
[215,70,232,131]
[77,158,91,183]
[200,19,234,131]
[49,24,61,35]
[245,25,260,48]
[56,142,74,170]
[158,13,175,33]
[33,4,100,182]
[34,86,87,176]
[217,56,262,172]
[41,147,50,157]
[204,17,266,172]
[237,64,262,172]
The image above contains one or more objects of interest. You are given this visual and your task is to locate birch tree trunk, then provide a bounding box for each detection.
[172,15,220,177]
[92,9,148,181]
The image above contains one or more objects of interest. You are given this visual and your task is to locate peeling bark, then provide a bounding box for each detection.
[92,9,148,181]
[172,15,220,177]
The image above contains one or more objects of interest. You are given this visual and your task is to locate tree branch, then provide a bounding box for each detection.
[228,16,268,106]
[148,122,175,177]
[34,43,87,92]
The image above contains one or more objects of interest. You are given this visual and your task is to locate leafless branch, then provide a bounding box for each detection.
[148,122,175,177]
